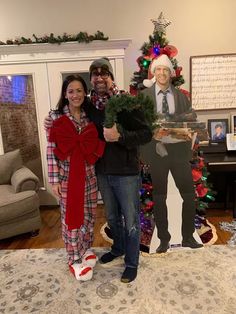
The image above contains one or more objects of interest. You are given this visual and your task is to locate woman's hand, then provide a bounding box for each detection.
[51,183,61,197]
[44,116,53,129]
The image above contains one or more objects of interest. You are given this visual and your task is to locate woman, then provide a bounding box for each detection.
[46,75,104,281]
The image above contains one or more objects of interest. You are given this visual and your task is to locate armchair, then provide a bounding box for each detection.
[0,149,41,240]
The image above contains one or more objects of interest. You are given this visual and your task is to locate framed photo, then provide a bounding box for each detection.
[207,119,229,143]
[231,114,236,134]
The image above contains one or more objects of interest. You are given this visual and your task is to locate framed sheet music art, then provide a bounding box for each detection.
[190,53,236,110]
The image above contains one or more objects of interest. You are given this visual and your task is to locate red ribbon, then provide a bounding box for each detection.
[49,115,105,230]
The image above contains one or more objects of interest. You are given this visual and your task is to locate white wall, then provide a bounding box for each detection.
[1,0,236,121]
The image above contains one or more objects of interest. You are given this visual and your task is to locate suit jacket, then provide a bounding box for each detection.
[142,84,197,121]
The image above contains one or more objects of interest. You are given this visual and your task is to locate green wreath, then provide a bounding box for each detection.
[104,93,157,131]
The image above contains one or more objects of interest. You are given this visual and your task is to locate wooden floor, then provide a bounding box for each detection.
[0,205,234,249]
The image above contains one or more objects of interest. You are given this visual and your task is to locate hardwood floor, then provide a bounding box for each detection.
[0,206,234,249]
[0,205,108,250]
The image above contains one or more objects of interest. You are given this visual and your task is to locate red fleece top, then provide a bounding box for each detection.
[49,115,105,230]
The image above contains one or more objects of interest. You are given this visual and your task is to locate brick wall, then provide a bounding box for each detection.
[0,75,43,183]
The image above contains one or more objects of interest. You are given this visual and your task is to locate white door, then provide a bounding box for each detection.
[0,63,57,205]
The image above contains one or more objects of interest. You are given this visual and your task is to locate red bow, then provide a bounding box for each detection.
[49,115,105,230]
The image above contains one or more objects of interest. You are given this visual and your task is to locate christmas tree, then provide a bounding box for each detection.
[133,13,216,250]
[139,163,155,252]
[191,142,217,244]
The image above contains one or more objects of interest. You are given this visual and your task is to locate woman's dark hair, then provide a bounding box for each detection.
[56,74,88,114]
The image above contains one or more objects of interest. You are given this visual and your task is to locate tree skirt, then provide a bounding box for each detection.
[100,216,218,253]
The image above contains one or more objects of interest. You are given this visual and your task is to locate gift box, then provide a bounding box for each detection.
[153,121,209,142]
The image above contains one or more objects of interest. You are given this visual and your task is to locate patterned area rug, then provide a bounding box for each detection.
[1,246,236,314]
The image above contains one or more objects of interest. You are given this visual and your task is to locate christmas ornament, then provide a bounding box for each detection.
[196,184,208,197]
[145,46,161,59]
[192,168,203,182]
[175,66,182,77]
[153,45,160,56]
[142,59,151,69]
[163,45,178,57]
[179,88,191,100]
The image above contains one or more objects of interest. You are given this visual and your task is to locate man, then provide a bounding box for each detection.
[45,57,152,283]
[90,58,152,283]
[141,54,203,253]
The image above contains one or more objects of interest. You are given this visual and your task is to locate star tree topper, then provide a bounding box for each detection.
[151,12,171,34]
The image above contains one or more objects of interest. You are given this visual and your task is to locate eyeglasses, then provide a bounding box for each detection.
[91,70,110,79]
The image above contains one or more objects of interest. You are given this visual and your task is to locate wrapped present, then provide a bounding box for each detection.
[153,127,193,141]
[153,121,209,142]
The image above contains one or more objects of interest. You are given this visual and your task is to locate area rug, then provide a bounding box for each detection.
[1,246,236,314]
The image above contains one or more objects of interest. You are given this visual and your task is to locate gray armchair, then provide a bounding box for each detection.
[0,149,41,240]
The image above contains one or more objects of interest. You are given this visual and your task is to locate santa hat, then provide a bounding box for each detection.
[143,54,175,88]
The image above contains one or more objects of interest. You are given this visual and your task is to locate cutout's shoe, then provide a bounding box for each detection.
[69,263,93,281]
[156,241,170,253]
[182,237,203,249]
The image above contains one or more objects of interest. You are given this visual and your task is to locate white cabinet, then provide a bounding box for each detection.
[0,39,131,204]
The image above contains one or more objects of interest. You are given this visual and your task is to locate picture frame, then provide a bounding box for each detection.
[190,53,236,110]
[207,119,229,143]
[231,114,236,134]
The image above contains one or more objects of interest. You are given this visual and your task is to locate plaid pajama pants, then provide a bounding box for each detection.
[59,166,98,265]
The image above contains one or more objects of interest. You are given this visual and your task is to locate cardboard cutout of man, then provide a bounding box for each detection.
[141,54,203,253]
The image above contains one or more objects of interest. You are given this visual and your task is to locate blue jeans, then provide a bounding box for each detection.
[97,174,141,268]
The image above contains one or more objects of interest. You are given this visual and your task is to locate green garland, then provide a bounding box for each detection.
[0,31,108,46]
[104,93,157,130]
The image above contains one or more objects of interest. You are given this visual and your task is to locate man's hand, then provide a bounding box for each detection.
[51,183,61,197]
[44,116,53,130]
[103,124,121,142]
